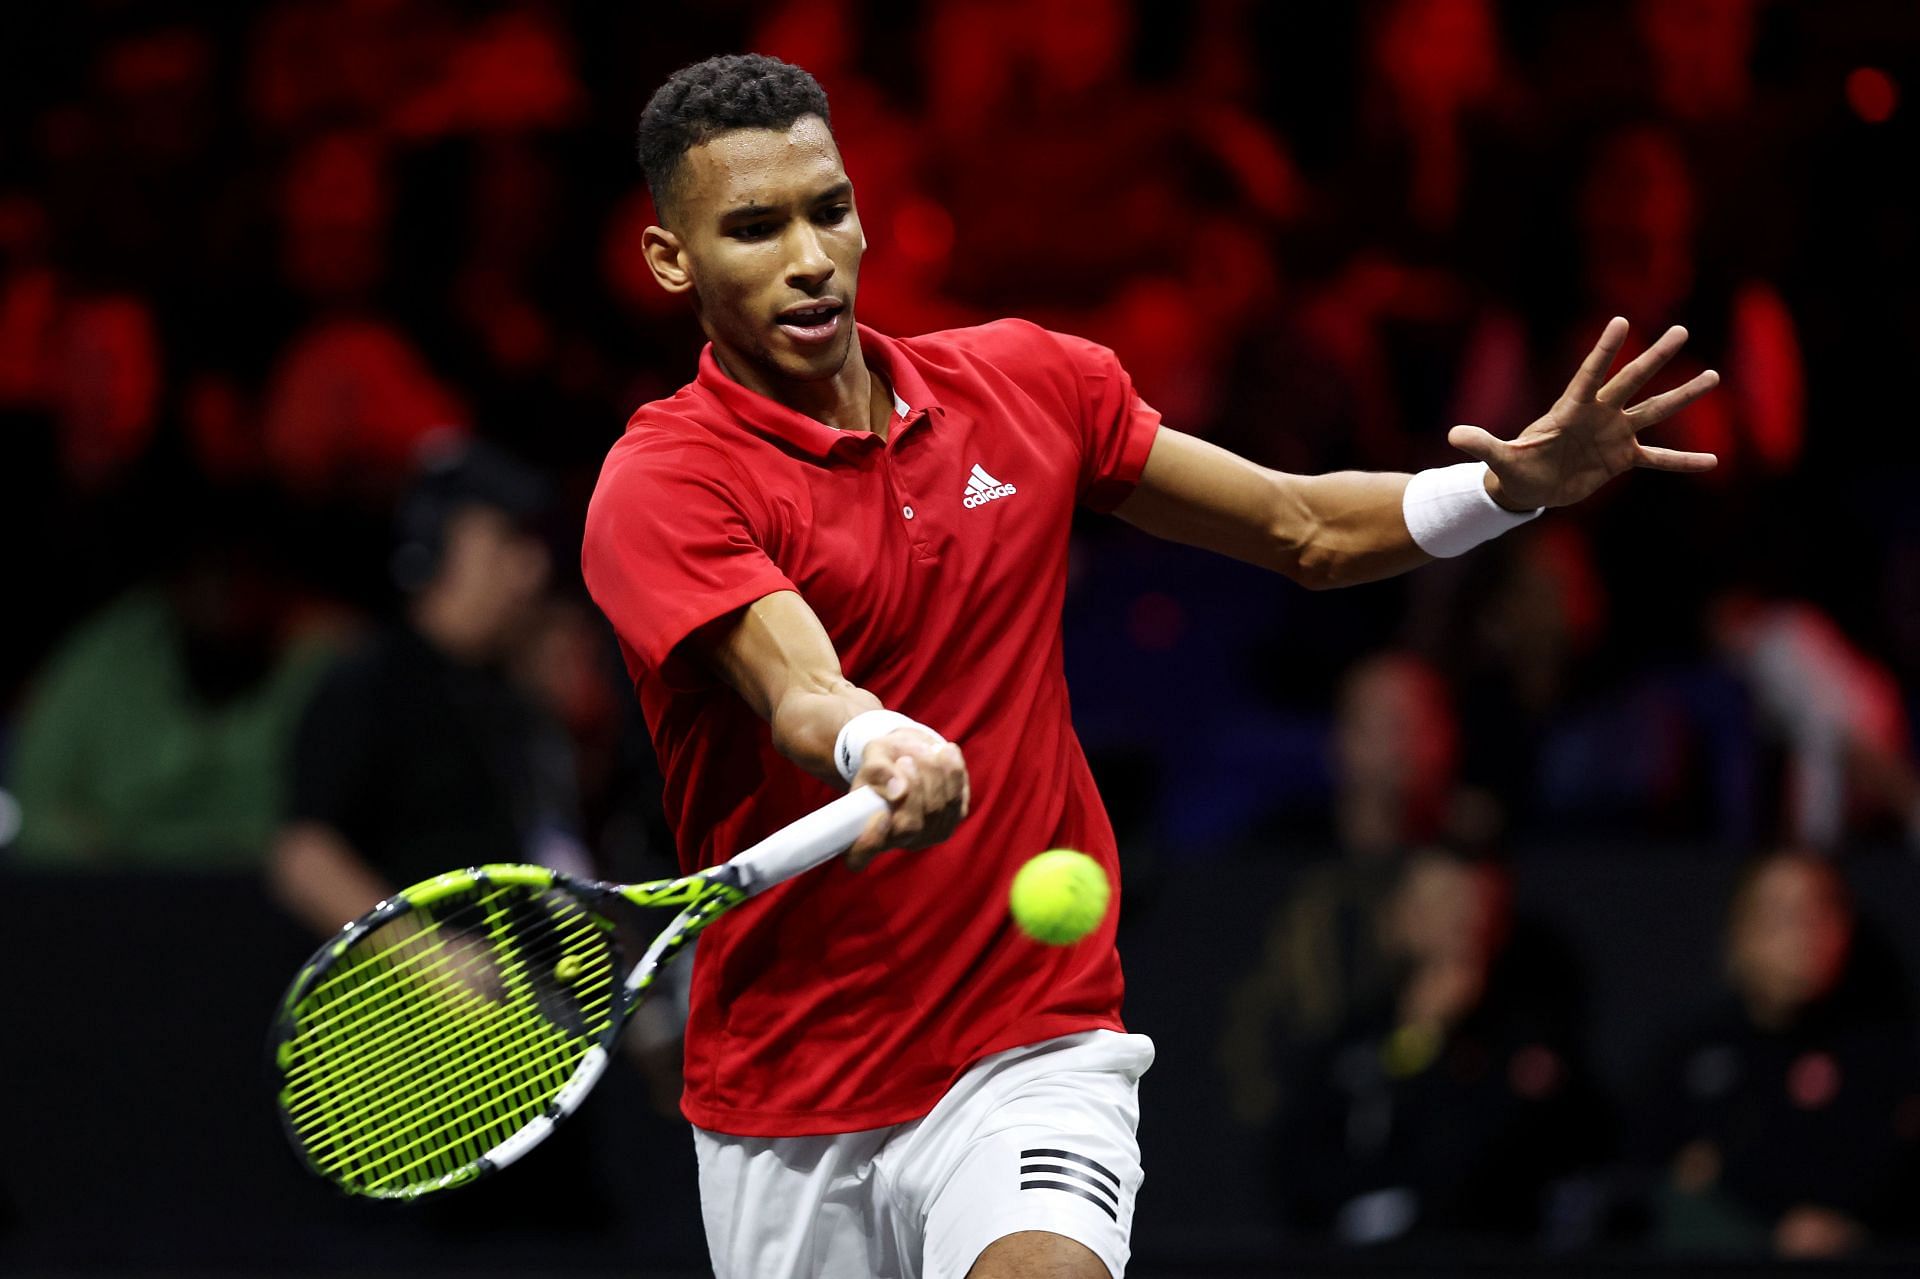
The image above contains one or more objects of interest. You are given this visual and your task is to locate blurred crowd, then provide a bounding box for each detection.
[3,0,1919,1265]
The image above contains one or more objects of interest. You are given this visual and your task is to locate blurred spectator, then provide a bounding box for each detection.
[1633,0,1760,128]
[0,194,57,409]
[1564,123,1803,481]
[1213,0,1539,476]
[8,486,336,867]
[244,0,459,142]
[510,594,674,882]
[1352,0,1531,245]
[389,8,586,141]
[1634,850,1920,1258]
[1273,847,1603,1247]
[918,0,1296,427]
[275,130,392,306]
[267,438,636,1232]
[268,440,573,934]
[261,317,469,501]
[48,290,165,492]
[1332,653,1465,858]
[1711,595,1920,851]
[1219,653,1467,1125]
[1433,522,1612,832]
[260,130,471,501]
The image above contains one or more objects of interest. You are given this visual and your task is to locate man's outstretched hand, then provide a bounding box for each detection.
[1448,317,1722,512]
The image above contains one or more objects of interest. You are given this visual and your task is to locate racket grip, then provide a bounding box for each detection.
[727,787,890,896]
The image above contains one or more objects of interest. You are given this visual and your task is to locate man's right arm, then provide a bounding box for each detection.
[695,590,970,866]
[269,822,394,937]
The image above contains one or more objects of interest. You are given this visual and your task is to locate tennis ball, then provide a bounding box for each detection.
[554,954,584,983]
[1009,849,1110,945]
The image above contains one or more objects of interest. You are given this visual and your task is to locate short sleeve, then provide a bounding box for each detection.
[582,436,796,684]
[1047,330,1164,512]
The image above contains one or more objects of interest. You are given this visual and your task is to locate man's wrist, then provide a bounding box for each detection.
[1403,462,1542,558]
[833,709,944,783]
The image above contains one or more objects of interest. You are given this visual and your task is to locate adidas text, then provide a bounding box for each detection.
[963,464,1018,509]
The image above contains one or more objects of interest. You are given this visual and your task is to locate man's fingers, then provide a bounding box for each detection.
[846,735,972,864]
[1628,368,1721,428]
[883,759,909,801]
[1447,423,1510,464]
[1565,315,1629,401]
[939,745,965,810]
[1634,444,1719,473]
[1600,324,1688,404]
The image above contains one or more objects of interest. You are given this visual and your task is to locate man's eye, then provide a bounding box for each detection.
[730,223,774,241]
[816,205,850,225]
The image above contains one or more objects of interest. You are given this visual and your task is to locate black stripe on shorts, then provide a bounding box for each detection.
[1019,1163,1118,1205]
[1020,1179,1118,1220]
[1020,1148,1120,1188]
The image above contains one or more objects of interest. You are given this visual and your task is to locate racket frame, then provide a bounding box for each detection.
[268,786,886,1199]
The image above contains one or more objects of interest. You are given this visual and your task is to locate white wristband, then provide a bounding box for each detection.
[1402,462,1541,558]
[833,709,944,783]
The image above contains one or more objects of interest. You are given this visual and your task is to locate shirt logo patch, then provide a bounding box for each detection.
[962,463,1018,509]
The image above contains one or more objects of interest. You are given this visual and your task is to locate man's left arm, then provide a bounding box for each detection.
[1113,318,1721,588]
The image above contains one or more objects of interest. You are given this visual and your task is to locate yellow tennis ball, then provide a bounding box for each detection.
[554,954,583,983]
[1009,849,1110,945]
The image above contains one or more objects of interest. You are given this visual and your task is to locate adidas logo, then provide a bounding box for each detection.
[962,463,1018,509]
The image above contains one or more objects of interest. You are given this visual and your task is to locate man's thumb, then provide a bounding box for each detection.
[1447,424,1506,463]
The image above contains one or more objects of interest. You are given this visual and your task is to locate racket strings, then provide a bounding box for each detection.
[292,919,605,1187]
[290,968,577,1178]
[282,886,601,1080]
[287,888,606,1113]
[284,910,613,1153]
[301,975,594,1149]
[279,882,620,1196]
[295,985,580,1164]
[291,872,705,1058]
[338,895,729,1192]
[300,882,554,1013]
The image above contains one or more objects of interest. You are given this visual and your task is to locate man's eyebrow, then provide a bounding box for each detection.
[719,183,852,223]
[721,180,852,217]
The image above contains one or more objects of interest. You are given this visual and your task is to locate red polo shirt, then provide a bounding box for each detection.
[582,319,1160,1135]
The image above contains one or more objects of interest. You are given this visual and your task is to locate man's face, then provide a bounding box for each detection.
[652,116,863,385]
[441,505,551,647]
[1731,857,1850,1017]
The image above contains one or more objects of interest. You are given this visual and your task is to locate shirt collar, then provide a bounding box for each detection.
[692,323,946,460]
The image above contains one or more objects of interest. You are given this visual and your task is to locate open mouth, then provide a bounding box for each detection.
[775,299,846,345]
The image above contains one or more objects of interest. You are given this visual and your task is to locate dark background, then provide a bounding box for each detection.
[3,0,1918,1274]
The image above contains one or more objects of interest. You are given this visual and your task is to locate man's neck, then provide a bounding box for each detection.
[713,335,892,438]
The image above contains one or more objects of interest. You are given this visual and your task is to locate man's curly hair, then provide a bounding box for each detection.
[636,54,833,224]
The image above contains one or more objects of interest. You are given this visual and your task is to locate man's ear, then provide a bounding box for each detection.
[642,224,694,295]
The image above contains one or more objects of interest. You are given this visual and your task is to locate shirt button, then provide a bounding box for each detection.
[902,505,915,520]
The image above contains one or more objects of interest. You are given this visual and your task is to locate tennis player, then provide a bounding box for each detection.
[582,54,1720,1279]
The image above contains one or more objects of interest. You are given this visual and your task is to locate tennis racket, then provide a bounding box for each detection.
[269,785,888,1200]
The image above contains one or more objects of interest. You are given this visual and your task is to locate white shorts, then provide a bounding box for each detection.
[693,1029,1154,1279]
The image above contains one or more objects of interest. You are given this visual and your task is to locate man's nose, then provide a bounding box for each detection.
[786,223,834,288]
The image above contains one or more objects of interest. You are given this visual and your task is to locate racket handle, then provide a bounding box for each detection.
[727,787,890,896]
